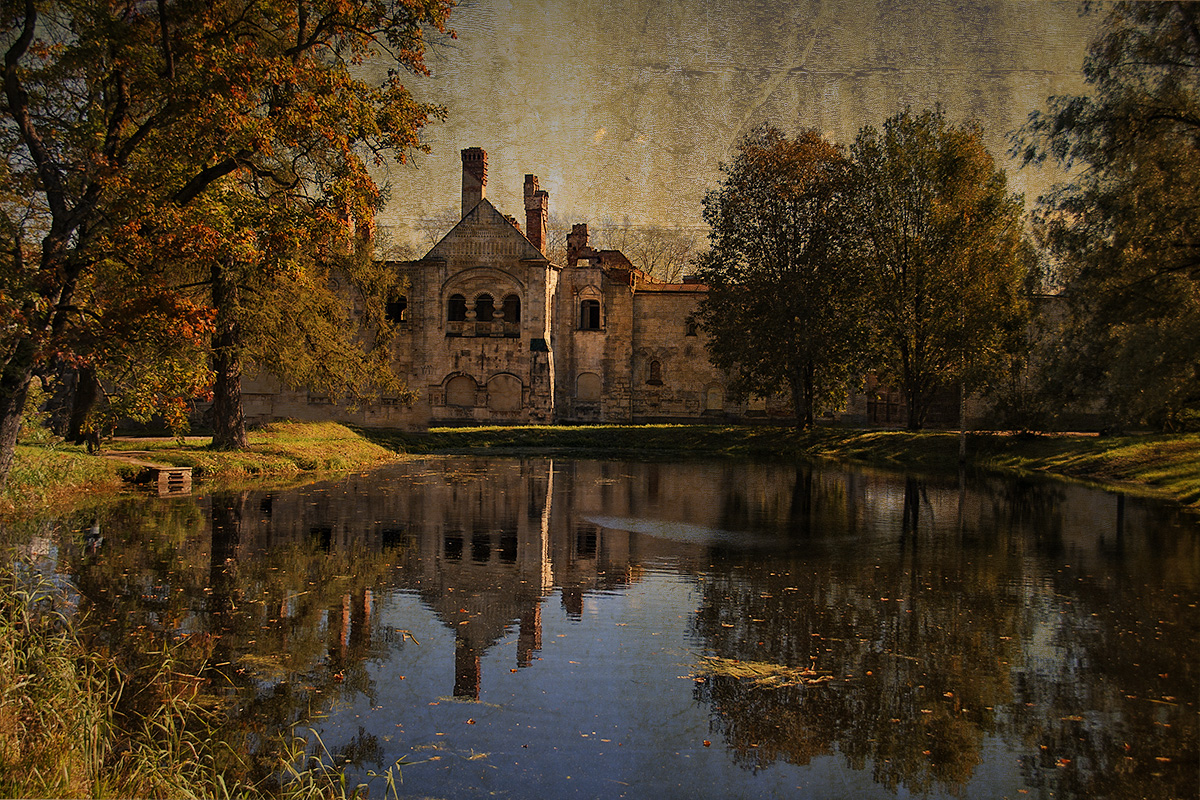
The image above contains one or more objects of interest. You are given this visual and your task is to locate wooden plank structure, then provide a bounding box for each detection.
[104,454,193,496]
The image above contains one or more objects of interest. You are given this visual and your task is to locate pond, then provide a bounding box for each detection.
[8,456,1199,799]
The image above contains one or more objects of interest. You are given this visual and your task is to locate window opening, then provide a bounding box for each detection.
[503,294,521,323]
[580,299,601,330]
[474,294,495,322]
[386,296,408,323]
[647,360,663,385]
[448,294,467,321]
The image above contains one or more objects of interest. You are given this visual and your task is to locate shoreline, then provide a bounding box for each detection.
[3,422,1198,519]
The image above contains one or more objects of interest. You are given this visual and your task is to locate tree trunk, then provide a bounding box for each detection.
[802,362,815,429]
[210,261,248,450]
[906,385,923,430]
[0,340,37,493]
[790,377,811,431]
[66,366,101,448]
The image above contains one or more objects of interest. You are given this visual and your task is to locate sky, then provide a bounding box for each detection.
[371,0,1102,249]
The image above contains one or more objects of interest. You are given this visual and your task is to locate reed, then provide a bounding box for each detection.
[0,561,393,799]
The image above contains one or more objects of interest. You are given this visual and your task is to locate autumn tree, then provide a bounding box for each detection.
[0,0,453,484]
[1017,2,1200,430]
[853,108,1034,430]
[694,127,873,429]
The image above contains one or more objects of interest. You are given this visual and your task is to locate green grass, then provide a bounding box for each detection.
[362,424,1200,508]
[971,432,1200,507]
[7,422,1200,516]
[121,421,400,477]
[1,444,126,517]
[2,422,401,517]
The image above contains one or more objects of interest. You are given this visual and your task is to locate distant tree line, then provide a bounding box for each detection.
[697,2,1200,433]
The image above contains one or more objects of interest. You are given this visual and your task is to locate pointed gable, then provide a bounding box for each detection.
[426,199,548,263]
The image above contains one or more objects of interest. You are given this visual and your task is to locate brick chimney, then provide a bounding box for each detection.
[461,147,487,217]
[566,223,589,265]
[524,174,549,254]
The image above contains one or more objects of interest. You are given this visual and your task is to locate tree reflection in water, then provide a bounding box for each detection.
[688,467,1197,798]
[17,456,1198,798]
[59,488,402,784]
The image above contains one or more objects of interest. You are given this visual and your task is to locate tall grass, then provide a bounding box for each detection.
[0,564,113,797]
[0,561,399,799]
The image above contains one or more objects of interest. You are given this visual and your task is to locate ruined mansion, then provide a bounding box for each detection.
[242,147,797,429]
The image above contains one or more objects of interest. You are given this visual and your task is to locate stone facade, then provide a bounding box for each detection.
[243,147,733,429]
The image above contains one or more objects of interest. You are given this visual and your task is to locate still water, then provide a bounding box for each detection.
[12,457,1200,799]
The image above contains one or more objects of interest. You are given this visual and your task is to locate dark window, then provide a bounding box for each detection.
[386,296,408,323]
[686,320,699,336]
[575,524,598,558]
[580,299,601,330]
[471,532,491,563]
[499,530,518,563]
[647,360,663,385]
[474,293,495,322]
[503,294,521,323]
[448,294,467,321]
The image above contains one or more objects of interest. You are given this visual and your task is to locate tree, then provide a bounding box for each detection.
[694,127,872,429]
[1017,2,1200,430]
[853,108,1034,430]
[0,0,453,484]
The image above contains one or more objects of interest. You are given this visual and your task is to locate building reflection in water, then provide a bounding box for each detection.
[44,455,1199,799]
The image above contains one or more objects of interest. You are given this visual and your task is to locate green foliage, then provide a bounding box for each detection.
[17,378,56,446]
[854,107,1035,429]
[695,127,874,429]
[1018,2,1200,431]
[0,0,453,485]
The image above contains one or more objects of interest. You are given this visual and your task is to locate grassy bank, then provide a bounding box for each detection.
[1,422,399,517]
[366,424,1200,509]
[5,422,1199,516]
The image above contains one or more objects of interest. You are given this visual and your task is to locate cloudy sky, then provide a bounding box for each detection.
[373,0,1101,247]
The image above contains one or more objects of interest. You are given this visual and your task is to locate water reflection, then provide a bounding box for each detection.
[10,457,1198,799]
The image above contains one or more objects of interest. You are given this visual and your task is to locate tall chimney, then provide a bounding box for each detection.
[524,174,549,254]
[567,223,589,265]
[461,147,487,217]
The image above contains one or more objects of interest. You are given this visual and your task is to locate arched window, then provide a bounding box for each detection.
[474,293,495,322]
[685,320,699,336]
[580,299,601,330]
[503,294,521,324]
[445,375,477,407]
[386,295,408,323]
[647,360,663,385]
[447,294,467,322]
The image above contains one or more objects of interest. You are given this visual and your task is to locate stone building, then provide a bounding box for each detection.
[243,147,735,429]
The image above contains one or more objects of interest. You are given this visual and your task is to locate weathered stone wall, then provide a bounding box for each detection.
[630,286,726,422]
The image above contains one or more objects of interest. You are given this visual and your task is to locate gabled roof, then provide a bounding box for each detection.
[423,199,548,262]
